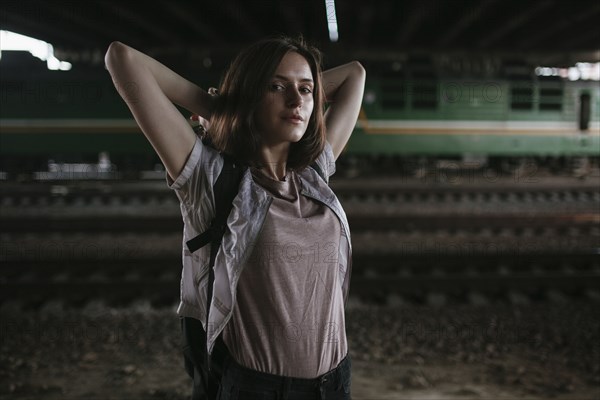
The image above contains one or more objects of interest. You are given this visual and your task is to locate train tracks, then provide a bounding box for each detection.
[1,177,599,308]
[1,212,599,233]
[1,251,598,308]
[1,176,599,206]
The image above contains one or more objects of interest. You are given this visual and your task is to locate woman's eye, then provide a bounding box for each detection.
[301,87,313,94]
[271,83,285,91]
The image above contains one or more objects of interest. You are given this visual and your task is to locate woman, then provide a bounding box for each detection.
[105,35,365,399]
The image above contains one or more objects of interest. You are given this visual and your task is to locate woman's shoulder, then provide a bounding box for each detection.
[166,134,225,196]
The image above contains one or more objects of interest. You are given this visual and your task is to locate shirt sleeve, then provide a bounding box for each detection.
[313,140,337,183]
[165,135,223,208]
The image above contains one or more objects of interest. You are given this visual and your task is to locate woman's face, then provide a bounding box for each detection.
[255,51,314,147]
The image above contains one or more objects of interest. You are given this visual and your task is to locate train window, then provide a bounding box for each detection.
[407,69,438,110]
[411,81,438,109]
[510,84,533,110]
[406,60,438,110]
[539,76,563,111]
[504,61,534,110]
[381,80,406,109]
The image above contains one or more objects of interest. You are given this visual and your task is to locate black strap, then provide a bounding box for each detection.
[184,152,243,399]
[186,153,243,254]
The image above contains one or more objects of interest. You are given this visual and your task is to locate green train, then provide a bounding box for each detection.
[1,55,598,180]
[349,68,599,176]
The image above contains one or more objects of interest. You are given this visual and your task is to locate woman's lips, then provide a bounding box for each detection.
[284,116,303,124]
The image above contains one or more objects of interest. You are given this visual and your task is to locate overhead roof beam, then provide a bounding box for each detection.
[439,0,499,46]
[517,3,600,50]
[94,1,181,46]
[160,2,221,44]
[279,2,304,37]
[395,0,438,45]
[355,6,375,47]
[221,2,263,41]
[30,2,140,49]
[476,0,554,48]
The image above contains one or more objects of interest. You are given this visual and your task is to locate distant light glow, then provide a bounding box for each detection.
[324,0,339,42]
[0,29,72,70]
[568,68,580,81]
[535,62,600,81]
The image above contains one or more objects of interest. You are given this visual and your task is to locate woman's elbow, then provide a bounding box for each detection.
[351,61,366,78]
[105,41,121,60]
[104,41,130,71]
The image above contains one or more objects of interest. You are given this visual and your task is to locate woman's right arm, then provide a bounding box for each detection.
[104,41,214,181]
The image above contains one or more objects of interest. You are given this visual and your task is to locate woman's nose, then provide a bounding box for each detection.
[286,88,302,108]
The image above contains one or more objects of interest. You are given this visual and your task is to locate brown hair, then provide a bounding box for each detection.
[208,35,326,171]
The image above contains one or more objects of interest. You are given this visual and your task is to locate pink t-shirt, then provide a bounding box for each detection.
[222,167,348,378]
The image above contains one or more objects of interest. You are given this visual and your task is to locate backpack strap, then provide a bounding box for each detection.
[183,151,243,399]
[185,152,243,254]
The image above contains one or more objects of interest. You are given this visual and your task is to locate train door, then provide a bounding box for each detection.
[579,92,591,131]
[572,90,593,177]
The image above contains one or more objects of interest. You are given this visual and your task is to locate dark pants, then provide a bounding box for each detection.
[217,352,352,400]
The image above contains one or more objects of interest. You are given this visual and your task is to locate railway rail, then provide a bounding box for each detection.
[1,252,598,309]
[1,177,598,218]
[1,213,599,233]
[2,176,599,201]
[1,177,599,308]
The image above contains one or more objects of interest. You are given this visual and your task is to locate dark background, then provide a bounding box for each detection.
[2,0,599,71]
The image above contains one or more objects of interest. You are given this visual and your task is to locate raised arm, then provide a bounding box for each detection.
[322,61,366,160]
[104,41,215,181]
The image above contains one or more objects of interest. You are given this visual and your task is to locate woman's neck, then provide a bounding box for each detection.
[258,143,289,180]
[255,162,287,181]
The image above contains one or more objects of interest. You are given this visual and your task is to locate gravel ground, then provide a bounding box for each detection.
[1,299,598,400]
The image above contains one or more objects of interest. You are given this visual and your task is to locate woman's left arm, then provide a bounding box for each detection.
[322,61,366,160]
